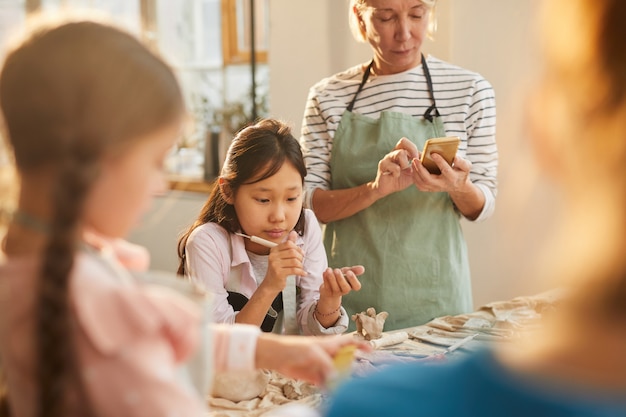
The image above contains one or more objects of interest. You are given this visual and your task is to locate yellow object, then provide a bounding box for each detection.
[333,345,356,371]
[327,345,357,390]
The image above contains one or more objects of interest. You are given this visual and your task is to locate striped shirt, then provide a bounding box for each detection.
[299,55,498,222]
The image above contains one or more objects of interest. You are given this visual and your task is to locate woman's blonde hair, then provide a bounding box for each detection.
[348,0,438,42]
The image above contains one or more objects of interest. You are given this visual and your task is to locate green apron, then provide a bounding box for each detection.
[326,55,472,331]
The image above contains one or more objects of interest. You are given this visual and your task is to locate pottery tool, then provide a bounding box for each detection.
[235,231,316,273]
[441,332,479,354]
[235,232,277,248]
[235,232,351,283]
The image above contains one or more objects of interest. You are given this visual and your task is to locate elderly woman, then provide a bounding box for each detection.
[299,0,497,330]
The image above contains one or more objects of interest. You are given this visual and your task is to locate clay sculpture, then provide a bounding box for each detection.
[351,307,389,340]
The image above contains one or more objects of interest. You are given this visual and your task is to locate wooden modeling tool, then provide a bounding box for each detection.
[235,232,278,248]
[235,232,312,276]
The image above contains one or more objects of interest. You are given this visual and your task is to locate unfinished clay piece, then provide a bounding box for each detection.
[369,331,408,349]
[211,369,270,402]
[351,307,389,340]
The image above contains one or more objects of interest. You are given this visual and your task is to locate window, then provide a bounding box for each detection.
[221,0,268,65]
[11,0,270,189]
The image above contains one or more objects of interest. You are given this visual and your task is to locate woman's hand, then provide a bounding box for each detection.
[370,137,419,198]
[255,334,371,387]
[411,153,485,219]
[412,153,472,193]
[261,231,306,293]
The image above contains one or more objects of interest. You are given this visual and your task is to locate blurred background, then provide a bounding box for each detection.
[0,0,560,308]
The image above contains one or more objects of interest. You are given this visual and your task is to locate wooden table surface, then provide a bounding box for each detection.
[207,289,564,417]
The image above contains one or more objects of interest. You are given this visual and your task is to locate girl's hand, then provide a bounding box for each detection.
[316,266,364,328]
[255,334,371,387]
[319,265,364,298]
[371,137,419,198]
[412,153,472,193]
[262,231,306,293]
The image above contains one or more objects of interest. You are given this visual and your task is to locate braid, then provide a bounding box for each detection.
[36,150,98,417]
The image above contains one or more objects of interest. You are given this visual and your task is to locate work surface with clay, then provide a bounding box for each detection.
[206,290,563,417]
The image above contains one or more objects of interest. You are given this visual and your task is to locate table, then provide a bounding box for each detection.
[207,289,563,417]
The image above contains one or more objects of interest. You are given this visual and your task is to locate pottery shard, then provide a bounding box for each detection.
[351,307,389,340]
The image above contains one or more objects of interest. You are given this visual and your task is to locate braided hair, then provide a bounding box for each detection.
[0,17,184,416]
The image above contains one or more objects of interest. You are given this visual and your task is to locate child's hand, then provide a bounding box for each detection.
[255,334,372,387]
[315,266,364,328]
[263,231,306,292]
[319,265,364,298]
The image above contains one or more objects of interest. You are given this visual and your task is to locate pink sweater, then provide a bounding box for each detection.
[0,241,260,417]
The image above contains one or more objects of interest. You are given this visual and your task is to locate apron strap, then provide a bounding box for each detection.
[421,54,440,122]
[347,60,373,112]
[347,55,440,122]
[227,291,283,333]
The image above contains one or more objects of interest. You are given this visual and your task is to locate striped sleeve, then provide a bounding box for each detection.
[461,76,497,222]
[299,68,363,209]
[300,89,333,209]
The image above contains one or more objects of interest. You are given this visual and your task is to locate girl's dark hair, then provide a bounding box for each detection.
[0,18,184,417]
[177,118,306,276]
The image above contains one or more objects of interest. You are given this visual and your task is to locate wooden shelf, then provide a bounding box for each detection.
[168,176,215,194]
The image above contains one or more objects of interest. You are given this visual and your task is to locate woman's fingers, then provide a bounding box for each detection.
[380,149,415,176]
[394,137,419,159]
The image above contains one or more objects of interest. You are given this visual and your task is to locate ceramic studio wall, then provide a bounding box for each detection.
[269,0,559,308]
[131,0,560,308]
